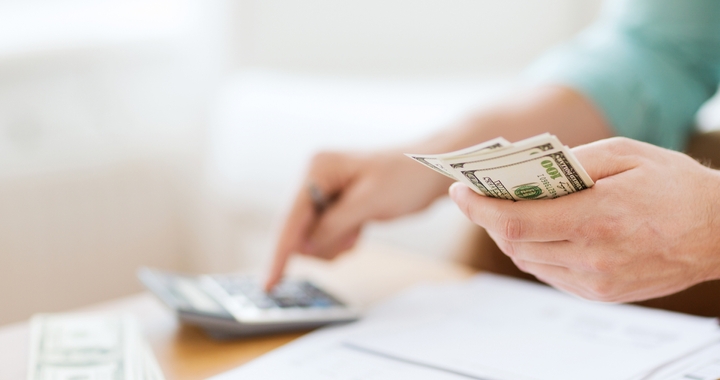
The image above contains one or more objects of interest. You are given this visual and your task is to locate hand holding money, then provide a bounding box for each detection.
[447,137,720,303]
[406,133,594,201]
[265,148,453,290]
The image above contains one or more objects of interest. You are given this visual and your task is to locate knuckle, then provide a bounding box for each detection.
[316,249,338,261]
[497,213,524,241]
[605,136,637,153]
[309,151,338,168]
[584,215,623,241]
[585,278,617,302]
[603,136,659,162]
[311,225,339,250]
[309,151,329,165]
[585,255,613,273]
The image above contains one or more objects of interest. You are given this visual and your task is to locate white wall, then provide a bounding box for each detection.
[0,0,230,324]
[230,0,603,76]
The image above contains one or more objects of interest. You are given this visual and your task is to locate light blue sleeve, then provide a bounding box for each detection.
[525,0,720,150]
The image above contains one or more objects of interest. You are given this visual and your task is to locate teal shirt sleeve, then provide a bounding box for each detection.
[525,0,720,150]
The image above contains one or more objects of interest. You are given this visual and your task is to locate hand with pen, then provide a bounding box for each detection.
[264,148,454,290]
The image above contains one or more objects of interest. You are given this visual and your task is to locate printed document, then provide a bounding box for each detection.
[211,274,720,380]
[345,275,720,380]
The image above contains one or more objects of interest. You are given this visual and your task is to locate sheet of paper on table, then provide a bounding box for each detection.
[211,274,720,380]
[643,341,720,380]
[210,283,474,380]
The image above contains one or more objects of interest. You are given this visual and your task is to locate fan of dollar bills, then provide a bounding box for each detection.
[27,313,165,380]
[406,133,594,200]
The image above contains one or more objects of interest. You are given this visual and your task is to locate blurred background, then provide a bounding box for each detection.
[1,0,716,325]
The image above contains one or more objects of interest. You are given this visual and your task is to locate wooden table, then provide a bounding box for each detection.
[0,244,474,379]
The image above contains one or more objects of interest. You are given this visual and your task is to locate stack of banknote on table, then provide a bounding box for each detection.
[28,313,164,380]
[406,133,594,200]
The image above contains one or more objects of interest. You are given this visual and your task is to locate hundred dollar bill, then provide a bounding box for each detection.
[406,133,594,200]
[141,341,165,380]
[447,147,593,200]
[439,133,562,170]
[404,137,510,179]
[28,313,135,380]
[28,313,164,380]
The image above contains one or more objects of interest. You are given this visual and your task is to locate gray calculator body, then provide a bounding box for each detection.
[138,267,359,339]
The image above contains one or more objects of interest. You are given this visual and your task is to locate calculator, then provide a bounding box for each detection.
[137,267,359,339]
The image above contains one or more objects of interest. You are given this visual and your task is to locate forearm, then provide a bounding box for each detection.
[405,85,615,199]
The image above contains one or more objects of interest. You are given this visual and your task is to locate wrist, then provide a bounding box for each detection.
[705,168,720,281]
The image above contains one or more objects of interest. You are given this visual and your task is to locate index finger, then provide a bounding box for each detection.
[571,137,644,181]
[264,185,317,291]
[449,182,588,242]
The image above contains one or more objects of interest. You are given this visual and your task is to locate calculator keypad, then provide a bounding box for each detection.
[211,275,343,309]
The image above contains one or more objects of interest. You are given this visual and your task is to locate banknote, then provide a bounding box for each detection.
[407,133,594,200]
[440,133,562,170]
[28,313,164,380]
[452,147,593,200]
[404,137,510,178]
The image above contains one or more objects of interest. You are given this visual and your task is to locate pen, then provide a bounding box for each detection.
[309,182,333,214]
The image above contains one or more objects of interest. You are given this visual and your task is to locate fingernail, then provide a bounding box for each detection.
[449,182,464,200]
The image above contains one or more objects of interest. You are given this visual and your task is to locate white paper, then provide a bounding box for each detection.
[641,341,720,380]
[209,282,478,380]
[346,274,720,380]
[209,274,720,380]
[210,326,474,380]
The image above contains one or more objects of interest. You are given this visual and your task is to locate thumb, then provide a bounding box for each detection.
[448,181,498,228]
[572,137,644,181]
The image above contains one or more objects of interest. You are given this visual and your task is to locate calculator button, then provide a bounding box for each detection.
[211,275,345,310]
[273,298,300,308]
[249,295,277,309]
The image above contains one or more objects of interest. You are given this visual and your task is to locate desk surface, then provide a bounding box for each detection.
[0,244,474,380]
